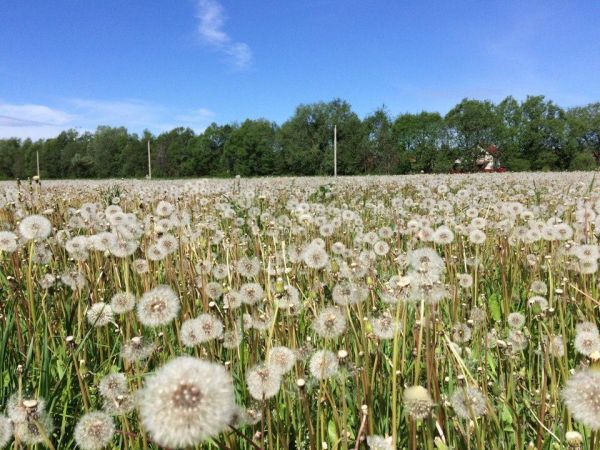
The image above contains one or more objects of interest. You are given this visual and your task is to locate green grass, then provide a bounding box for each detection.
[0,173,598,449]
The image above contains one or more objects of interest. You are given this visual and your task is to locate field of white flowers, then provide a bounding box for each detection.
[1,173,600,450]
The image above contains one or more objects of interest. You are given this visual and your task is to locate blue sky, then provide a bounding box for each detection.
[1,0,599,139]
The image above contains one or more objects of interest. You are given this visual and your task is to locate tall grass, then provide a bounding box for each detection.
[0,173,598,449]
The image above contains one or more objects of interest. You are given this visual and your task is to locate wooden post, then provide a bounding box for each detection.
[147,140,152,180]
[333,125,337,178]
[36,151,40,179]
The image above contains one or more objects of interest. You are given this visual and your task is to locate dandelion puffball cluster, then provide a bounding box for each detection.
[3,173,600,448]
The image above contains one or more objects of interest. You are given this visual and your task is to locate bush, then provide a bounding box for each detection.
[505,157,531,172]
[569,152,597,171]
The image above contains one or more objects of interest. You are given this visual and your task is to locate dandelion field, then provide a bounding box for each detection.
[1,173,600,449]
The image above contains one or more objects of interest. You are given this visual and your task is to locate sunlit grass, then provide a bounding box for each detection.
[0,173,599,449]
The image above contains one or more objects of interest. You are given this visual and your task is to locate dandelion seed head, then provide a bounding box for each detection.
[508,330,528,352]
[19,215,52,241]
[433,225,454,245]
[222,328,243,349]
[303,244,329,270]
[565,430,583,447]
[332,281,368,306]
[74,411,115,450]
[507,312,526,330]
[309,350,339,380]
[137,356,235,448]
[156,233,178,255]
[529,280,548,295]
[373,240,390,256]
[65,235,89,254]
[110,292,136,314]
[547,335,565,358]
[468,228,486,245]
[451,323,472,343]
[102,393,135,416]
[528,295,548,312]
[246,364,282,400]
[366,435,394,450]
[575,244,599,262]
[562,369,600,430]
[98,373,128,400]
[576,321,599,336]
[109,238,138,258]
[7,395,53,446]
[155,200,175,217]
[237,256,261,278]
[0,415,12,448]
[239,282,264,305]
[469,307,487,326]
[313,307,347,339]
[204,281,223,300]
[0,231,18,252]
[137,285,180,327]
[132,258,149,273]
[146,243,166,261]
[407,247,444,277]
[180,314,224,347]
[403,385,434,419]
[275,284,301,311]
[575,331,600,356]
[371,315,401,340]
[121,336,155,362]
[13,415,54,445]
[212,264,229,280]
[39,273,56,289]
[267,346,297,375]
[578,259,598,274]
[87,303,113,327]
[450,387,487,419]
[457,273,473,289]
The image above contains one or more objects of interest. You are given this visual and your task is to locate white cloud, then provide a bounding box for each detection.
[174,108,215,126]
[196,0,253,69]
[0,103,73,127]
[0,99,215,140]
[0,103,75,140]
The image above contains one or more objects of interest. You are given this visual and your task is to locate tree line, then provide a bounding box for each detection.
[1,96,599,179]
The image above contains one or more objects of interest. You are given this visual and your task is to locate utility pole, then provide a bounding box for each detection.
[147,140,152,180]
[333,125,337,178]
[36,151,40,179]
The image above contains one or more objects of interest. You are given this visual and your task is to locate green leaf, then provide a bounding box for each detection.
[327,420,338,445]
[501,405,514,432]
[487,352,496,373]
[434,437,449,449]
[501,406,512,424]
[489,294,502,322]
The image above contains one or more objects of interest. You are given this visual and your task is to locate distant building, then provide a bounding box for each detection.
[453,144,505,172]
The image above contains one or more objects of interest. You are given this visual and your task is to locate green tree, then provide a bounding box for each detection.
[17,139,41,178]
[279,99,363,175]
[570,152,597,170]
[494,96,522,167]
[392,112,447,173]
[89,127,129,178]
[567,103,600,166]
[445,99,499,170]
[1,96,600,178]
[153,128,196,177]
[362,108,396,174]
[188,124,233,176]
[520,96,572,170]
[0,138,20,179]
[121,131,151,178]
[221,120,278,176]
[70,153,95,177]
